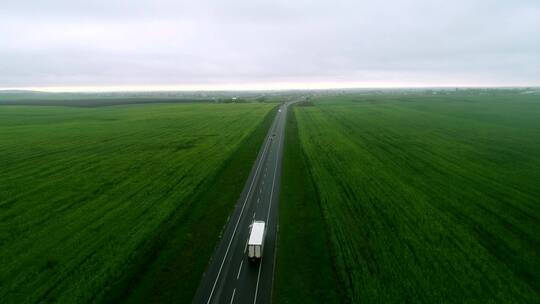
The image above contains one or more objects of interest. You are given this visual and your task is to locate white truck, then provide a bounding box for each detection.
[247,221,266,261]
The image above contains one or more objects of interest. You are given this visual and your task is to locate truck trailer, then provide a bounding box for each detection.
[248,221,266,261]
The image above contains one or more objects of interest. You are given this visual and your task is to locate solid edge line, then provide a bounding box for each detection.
[254,104,284,304]
[270,104,290,303]
[237,260,244,280]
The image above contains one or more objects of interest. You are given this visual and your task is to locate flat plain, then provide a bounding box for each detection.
[283,93,539,303]
[0,102,274,303]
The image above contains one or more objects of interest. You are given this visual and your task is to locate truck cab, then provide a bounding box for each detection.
[247,221,266,261]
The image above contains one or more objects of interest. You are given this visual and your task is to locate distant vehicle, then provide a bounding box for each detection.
[278,109,282,112]
[248,221,266,261]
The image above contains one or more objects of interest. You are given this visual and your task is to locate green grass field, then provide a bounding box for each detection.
[0,102,274,303]
[275,108,342,303]
[287,93,540,303]
[112,105,276,303]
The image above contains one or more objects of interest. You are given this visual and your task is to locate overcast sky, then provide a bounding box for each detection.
[1,0,539,90]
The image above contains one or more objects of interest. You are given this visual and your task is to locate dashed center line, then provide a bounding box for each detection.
[230,288,236,304]
[237,260,244,280]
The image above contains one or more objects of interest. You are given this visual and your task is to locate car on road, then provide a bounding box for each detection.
[248,221,266,261]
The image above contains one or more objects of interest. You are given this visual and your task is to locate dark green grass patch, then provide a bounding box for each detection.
[274,107,342,304]
[294,93,540,303]
[111,107,277,303]
[0,103,273,303]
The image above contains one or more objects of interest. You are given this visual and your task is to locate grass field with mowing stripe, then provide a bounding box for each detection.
[113,106,277,303]
[275,107,341,304]
[293,93,539,303]
[0,103,274,303]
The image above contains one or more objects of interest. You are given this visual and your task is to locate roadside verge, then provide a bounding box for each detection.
[274,106,342,303]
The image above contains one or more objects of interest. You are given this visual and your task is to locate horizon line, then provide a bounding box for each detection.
[1,82,538,93]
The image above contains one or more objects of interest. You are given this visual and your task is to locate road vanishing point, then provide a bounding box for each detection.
[193,102,292,304]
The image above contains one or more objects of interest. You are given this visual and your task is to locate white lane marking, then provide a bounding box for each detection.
[252,212,255,219]
[244,238,249,253]
[270,223,278,302]
[253,254,264,304]
[206,129,274,304]
[230,288,236,304]
[254,106,284,304]
[257,197,260,204]
[237,260,244,280]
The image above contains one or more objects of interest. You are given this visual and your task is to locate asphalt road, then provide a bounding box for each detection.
[193,102,291,304]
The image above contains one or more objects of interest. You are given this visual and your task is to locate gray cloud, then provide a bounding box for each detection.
[1,0,539,89]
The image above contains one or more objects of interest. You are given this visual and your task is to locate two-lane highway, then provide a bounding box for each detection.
[193,102,291,304]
